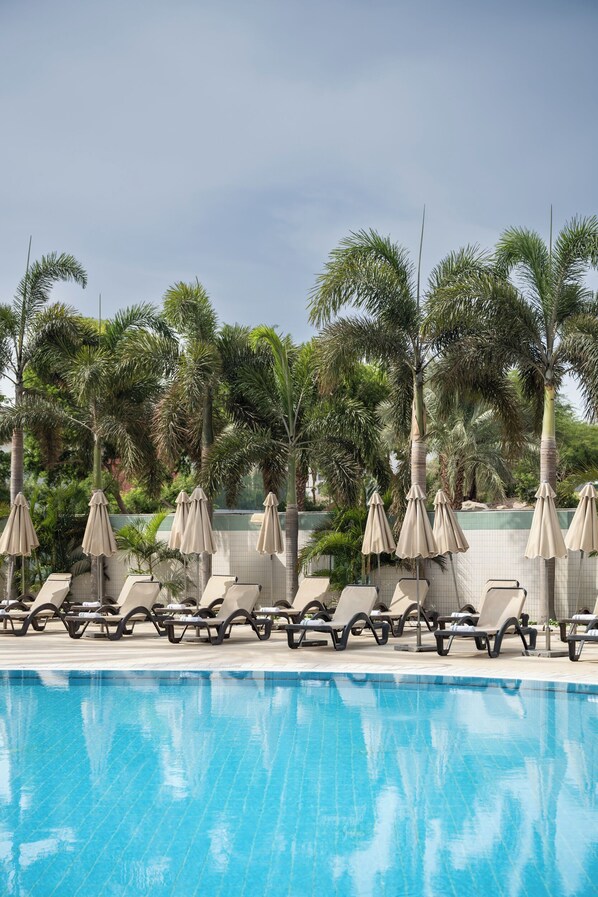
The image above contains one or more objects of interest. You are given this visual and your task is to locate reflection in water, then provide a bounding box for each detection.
[0,674,595,897]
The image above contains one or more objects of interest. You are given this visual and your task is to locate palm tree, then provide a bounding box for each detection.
[427,394,513,508]
[153,280,225,586]
[308,229,517,492]
[0,244,87,499]
[428,215,598,490]
[428,214,598,617]
[0,303,175,597]
[116,512,183,598]
[202,327,386,599]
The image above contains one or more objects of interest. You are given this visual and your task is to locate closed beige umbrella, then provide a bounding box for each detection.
[565,483,598,611]
[362,492,395,587]
[257,492,283,602]
[168,491,191,551]
[169,490,191,601]
[0,492,39,598]
[565,483,598,553]
[395,484,438,651]
[181,487,217,605]
[82,490,117,602]
[525,481,567,655]
[433,490,469,607]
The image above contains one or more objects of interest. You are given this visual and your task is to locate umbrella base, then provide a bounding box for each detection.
[523,648,569,658]
[394,644,436,653]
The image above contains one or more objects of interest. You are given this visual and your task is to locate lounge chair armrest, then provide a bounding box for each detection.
[206,598,224,612]
[274,599,293,609]
[458,603,477,614]
[99,604,120,615]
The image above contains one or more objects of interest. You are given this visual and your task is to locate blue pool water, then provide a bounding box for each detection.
[0,671,596,897]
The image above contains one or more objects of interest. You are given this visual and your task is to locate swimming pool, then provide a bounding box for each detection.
[0,671,596,897]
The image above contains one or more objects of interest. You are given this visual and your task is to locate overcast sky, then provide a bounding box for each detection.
[1,0,597,406]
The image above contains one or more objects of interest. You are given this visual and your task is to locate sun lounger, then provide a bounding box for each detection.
[68,574,154,613]
[64,580,162,640]
[435,586,536,658]
[0,574,72,636]
[370,578,435,637]
[566,619,598,661]
[162,583,270,645]
[256,576,331,625]
[559,595,598,643]
[155,574,238,616]
[284,584,389,651]
[436,579,521,630]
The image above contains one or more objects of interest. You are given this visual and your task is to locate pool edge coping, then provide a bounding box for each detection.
[2,668,597,695]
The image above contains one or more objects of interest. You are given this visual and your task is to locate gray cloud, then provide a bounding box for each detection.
[0,0,596,365]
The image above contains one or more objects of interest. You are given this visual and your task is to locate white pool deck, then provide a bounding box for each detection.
[1,624,596,686]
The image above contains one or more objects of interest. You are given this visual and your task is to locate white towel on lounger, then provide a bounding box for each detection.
[300,619,327,627]
[79,612,103,619]
[82,602,100,607]
[572,614,597,622]
[449,624,477,632]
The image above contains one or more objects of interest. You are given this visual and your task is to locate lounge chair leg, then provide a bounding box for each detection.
[568,640,581,661]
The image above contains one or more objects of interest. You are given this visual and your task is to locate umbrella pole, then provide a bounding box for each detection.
[21,556,26,597]
[449,554,459,607]
[270,553,274,604]
[377,554,381,592]
[197,554,201,610]
[416,557,422,648]
[542,558,551,652]
[577,550,584,608]
[99,557,103,605]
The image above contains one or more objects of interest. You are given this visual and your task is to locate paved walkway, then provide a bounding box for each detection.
[1,624,596,685]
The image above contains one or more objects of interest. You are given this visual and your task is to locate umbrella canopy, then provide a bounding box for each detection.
[0,493,39,557]
[362,492,395,556]
[181,487,217,556]
[256,492,283,555]
[564,483,598,553]
[396,485,438,561]
[168,490,191,551]
[525,482,566,560]
[432,490,469,555]
[82,490,117,558]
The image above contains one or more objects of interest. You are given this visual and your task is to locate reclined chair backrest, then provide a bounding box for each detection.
[291,576,331,611]
[477,587,526,631]
[117,574,153,607]
[332,585,378,626]
[388,578,429,615]
[479,579,519,612]
[29,574,73,612]
[212,583,261,620]
[201,574,237,606]
[119,580,161,615]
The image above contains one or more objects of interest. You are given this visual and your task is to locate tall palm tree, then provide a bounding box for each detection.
[0,244,87,499]
[308,229,516,492]
[428,215,598,488]
[428,215,598,617]
[153,280,226,586]
[1,303,175,596]
[203,327,386,599]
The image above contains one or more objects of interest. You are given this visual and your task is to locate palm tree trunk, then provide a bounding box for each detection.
[296,466,308,511]
[410,373,427,491]
[541,381,557,620]
[91,435,102,602]
[7,380,25,598]
[285,449,299,601]
[201,389,214,589]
